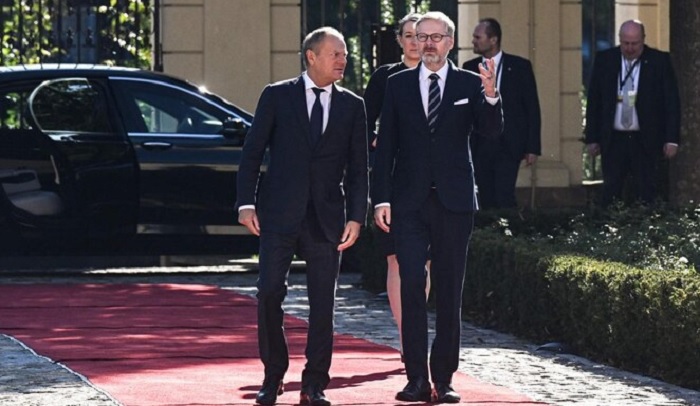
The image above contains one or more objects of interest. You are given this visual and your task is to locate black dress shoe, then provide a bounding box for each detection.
[434,382,460,403]
[300,385,331,406]
[395,377,432,402]
[255,376,284,405]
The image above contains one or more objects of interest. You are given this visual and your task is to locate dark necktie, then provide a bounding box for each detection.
[427,73,441,130]
[310,87,325,146]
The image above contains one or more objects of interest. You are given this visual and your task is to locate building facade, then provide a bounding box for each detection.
[158,0,671,207]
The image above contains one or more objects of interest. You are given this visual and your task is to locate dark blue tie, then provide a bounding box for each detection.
[310,87,325,146]
[427,73,441,130]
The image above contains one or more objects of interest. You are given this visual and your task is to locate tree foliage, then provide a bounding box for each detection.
[1,0,152,68]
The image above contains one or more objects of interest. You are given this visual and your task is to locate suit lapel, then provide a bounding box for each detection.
[637,46,651,102]
[318,84,344,148]
[291,76,313,147]
[499,53,510,91]
[612,48,624,97]
[407,67,428,128]
[434,61,460,131]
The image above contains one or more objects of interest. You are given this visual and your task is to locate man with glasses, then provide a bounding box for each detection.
[372,11,502,404]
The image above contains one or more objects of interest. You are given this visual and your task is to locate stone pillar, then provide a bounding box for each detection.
[159,0,301,112]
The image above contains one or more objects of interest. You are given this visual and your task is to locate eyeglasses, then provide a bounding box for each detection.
[415,33,451,42]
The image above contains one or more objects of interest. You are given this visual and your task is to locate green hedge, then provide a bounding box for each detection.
[465,229,700,390]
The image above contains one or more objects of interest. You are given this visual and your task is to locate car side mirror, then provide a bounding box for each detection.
[222,117,247,145]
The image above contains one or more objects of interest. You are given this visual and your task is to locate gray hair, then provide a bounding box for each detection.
[302,27,344,68]
[416,11,455,37]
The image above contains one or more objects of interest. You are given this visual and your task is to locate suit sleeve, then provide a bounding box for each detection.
[522,59,542,155]
[371,78,398,206]
[236,85,275,209]
[344,97,369,224]
[363,66,388,150]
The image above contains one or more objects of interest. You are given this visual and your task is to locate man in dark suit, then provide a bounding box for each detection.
[372,11,502,404]
[236,27,368,406]
[463,18,541,209]
[585,19,680,206]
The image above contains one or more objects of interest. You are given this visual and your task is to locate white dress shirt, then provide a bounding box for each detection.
[614,56,641,131]
[303,71,332,133]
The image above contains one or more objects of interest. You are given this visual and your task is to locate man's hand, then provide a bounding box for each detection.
[338,220,362,251]
[478,58,497,98]
[524,153,538,166]
[374,206,391,233]
[587,143,601,158]
[664,143,678,159]
[238,208,260,236]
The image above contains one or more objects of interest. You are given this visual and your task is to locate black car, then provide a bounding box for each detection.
[0,64,259,255]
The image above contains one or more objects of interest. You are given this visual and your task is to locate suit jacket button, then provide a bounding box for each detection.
[430,128,435,134]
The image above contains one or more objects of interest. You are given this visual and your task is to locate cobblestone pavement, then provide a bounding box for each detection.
[1,263,699,406]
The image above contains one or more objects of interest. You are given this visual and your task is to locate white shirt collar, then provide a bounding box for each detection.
[484,50,503,63]
[302,72,333,93]
[419,61,450,83]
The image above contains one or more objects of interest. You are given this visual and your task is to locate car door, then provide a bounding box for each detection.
[109,76,250,237]
[0,76,139,247]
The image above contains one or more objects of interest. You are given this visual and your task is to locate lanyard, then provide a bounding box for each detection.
[619,59,639,91]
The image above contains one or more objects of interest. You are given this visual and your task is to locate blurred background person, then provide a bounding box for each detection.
[585,19,680,206]
[463,17,541,209]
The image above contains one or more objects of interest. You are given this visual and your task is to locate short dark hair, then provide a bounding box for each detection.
[396,13,422,36]
[480,17,502,47]
[302,27,344,69]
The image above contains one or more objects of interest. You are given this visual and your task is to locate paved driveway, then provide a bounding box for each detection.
[1,261,699,406]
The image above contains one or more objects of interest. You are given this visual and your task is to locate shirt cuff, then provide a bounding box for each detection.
[484,90,500,105]
[238,205,255,212]
[374,202,390,209]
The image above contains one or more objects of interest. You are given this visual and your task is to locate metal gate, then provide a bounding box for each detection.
[0,0,158,69]
[302,0,457,94]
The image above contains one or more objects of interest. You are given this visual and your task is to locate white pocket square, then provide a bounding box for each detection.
[453,98,469,105]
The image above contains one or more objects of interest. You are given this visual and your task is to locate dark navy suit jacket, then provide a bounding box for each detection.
[236,76,368,243]
[371,61,502,214]
[463,53,541,159]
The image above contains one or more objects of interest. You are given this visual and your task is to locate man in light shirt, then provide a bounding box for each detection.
[585,19,680,206]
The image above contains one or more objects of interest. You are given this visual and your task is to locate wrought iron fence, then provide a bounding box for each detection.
[0,0,157,69]
[302,0,457,94]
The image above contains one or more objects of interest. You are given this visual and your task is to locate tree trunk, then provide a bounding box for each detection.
[669,1,700,205]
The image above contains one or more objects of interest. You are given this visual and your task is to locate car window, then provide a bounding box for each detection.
[28,78,112,133]
[112,79,226,135]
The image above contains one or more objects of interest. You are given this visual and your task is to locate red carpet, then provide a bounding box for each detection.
[0,283,545,405]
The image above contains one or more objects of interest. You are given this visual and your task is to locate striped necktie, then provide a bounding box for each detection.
[427,73,441,129]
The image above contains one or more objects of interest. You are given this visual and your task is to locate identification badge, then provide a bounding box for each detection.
[626,90,637,107]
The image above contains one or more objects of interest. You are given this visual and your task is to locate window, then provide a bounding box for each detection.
[28,78,112,133]
[112,80,227,135]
